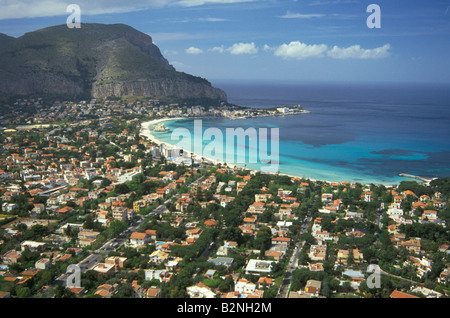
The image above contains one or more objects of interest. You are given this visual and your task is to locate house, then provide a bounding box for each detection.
[387,206,403,216]
[271,237,290,249]
[217,241,237,256]
[257,277,274,289]
[21,240,46,252]
[321,193,333,203]
[186,228,203,239]
[235,279,257,295]
[203,220,217,227]
[56,206,74,215]
[149,250,169,265]
[255,193,273,202]
[410,286,443,298]
[337,249,364,265]
[1,250,21,264]
[145,287,161,298]
[69,287,86,297]
[129,232,149,247]
[305,280,321,296]
[208,257,234,268]
[309,245,327,262]
[308,263,324,272]
[0,291,11,298]
[104,256,127,269]
[145,229,158,241]
[93,262,116,274]
[35,258,51,270]
[247,201,266,213]
[438,268,450,284]
[390,290,419,299]
[205,269,216,279]
[401,239,421,254]
[245,259,273,276]
[2,203,19,213]
[133,199,148,212]
[94,284,117,298]
[186,282,216,298]
[78,230,101,247]
[422,210,438,221]
[243,217,257,229]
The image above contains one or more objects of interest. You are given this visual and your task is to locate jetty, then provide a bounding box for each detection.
[399,173,438,185]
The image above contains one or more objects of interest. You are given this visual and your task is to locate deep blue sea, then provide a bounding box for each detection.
[151,82,450,185]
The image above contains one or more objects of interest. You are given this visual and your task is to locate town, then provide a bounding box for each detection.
[0,96,448,299]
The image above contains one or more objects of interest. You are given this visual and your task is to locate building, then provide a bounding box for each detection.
[235,279,257,295]
[245,259,273,276]
[305,280,322,296]
[78,230,101,247]
[35,258,51,270]
[129,232,149,247]
[208,257,234,268]
[186,282,216,298]
[390,290,419,298]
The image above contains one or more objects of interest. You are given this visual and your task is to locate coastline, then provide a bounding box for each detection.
[139,117,411,187]
[140,117,235,169]
[139,117,353,186]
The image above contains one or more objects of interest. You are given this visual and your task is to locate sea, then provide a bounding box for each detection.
[150,81,450,186]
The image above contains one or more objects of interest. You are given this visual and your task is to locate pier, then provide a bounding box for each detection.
[399,173,437,185]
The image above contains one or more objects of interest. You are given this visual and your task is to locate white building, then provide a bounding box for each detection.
[245,259,273,276]
[186,283,216,298]
[235,279,257,295]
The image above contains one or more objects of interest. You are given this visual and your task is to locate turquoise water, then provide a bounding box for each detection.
[150,82,450,186]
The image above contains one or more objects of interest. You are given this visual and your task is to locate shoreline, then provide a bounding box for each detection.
[139,117,411,187]
[140,117,231,168]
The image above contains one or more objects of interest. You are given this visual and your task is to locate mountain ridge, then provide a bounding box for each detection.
[0,23,227,102]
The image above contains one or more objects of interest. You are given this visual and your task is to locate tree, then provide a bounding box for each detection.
[16,287,31,298]
[253,227,272,254]
[218,275,234,293]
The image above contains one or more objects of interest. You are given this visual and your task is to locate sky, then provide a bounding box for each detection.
[0,0,449,85]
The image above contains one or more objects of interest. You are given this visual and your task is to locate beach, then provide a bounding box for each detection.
[140,117,234,169]
[139,117,342,185]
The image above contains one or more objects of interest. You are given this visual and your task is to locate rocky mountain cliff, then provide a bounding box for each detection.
[0,23,227,102]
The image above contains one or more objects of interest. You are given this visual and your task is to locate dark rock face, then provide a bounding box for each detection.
[0,23,227,101]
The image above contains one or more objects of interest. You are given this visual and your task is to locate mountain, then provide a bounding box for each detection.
[0,23,227,102]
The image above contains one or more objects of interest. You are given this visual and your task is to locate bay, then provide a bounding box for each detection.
[152,81,450,186]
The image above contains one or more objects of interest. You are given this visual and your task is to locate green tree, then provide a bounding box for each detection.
[16,287,31,298]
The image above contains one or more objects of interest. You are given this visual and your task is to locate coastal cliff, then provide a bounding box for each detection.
[0,23,227,102]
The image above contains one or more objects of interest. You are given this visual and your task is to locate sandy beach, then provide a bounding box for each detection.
[139,117,342,185]
[140,117,233,168]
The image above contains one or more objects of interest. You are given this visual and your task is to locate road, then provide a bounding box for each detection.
[54,175,203,288]
[277,211,312,298]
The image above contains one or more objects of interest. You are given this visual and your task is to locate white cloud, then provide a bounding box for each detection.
[163,49,178,55]
[199,17,228,22]
[279,11,325,19]
[227,42,258,55]
[171,61,190,69]
[175,0,255,7]
[263,44,274,51]
[210,45,225,53]
[0,0,168,20]
[309,0,358,5]
[327,44,391,59]
[151,32,209,42]
[185,46,204,54]
[0,0,250,20]
[273,41,328,59]
[270,41,391,60]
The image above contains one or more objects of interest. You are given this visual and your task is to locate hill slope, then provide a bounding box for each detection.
[0,23,227,101]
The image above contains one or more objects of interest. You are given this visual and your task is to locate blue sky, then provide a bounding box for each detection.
[1,0,449,84]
